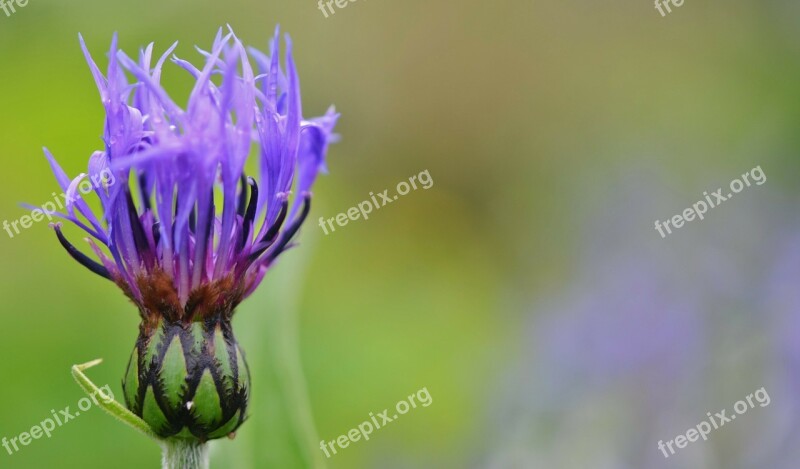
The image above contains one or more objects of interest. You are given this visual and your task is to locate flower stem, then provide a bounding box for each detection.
[162,440,209,469]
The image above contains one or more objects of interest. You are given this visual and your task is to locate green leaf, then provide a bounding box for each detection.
[71,358,162,444]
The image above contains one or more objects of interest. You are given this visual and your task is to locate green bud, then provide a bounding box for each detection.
[123,316,250,441]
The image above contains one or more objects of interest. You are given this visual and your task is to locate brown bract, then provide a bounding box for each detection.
[114,267,246,332]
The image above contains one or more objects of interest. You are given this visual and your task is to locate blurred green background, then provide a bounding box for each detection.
[1,0,799,468]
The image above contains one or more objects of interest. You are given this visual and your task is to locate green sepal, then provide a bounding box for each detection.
[160,335,188,410]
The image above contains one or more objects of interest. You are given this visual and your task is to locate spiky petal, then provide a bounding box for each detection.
[40,28,338,442]
[43,27,338,321]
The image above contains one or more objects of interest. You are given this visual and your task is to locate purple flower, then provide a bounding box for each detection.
[45,27,338,323]
[40,28,339,440]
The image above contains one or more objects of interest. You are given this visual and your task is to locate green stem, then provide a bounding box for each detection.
[162,440,209,469]
[270,243,327,469]
[277,292,326,469]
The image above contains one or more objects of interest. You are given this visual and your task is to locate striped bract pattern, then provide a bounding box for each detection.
[123,316,250,441]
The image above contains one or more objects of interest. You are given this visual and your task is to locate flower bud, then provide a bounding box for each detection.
[122,316,250,441]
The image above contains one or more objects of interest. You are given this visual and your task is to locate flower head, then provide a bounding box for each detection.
[44,27,338,441]
[47,27,337,323]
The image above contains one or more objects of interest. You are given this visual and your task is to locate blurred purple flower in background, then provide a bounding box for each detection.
[480,170,791,469]
[755,220,800,469]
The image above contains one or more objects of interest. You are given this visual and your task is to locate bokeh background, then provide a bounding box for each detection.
[0,0,798,468]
